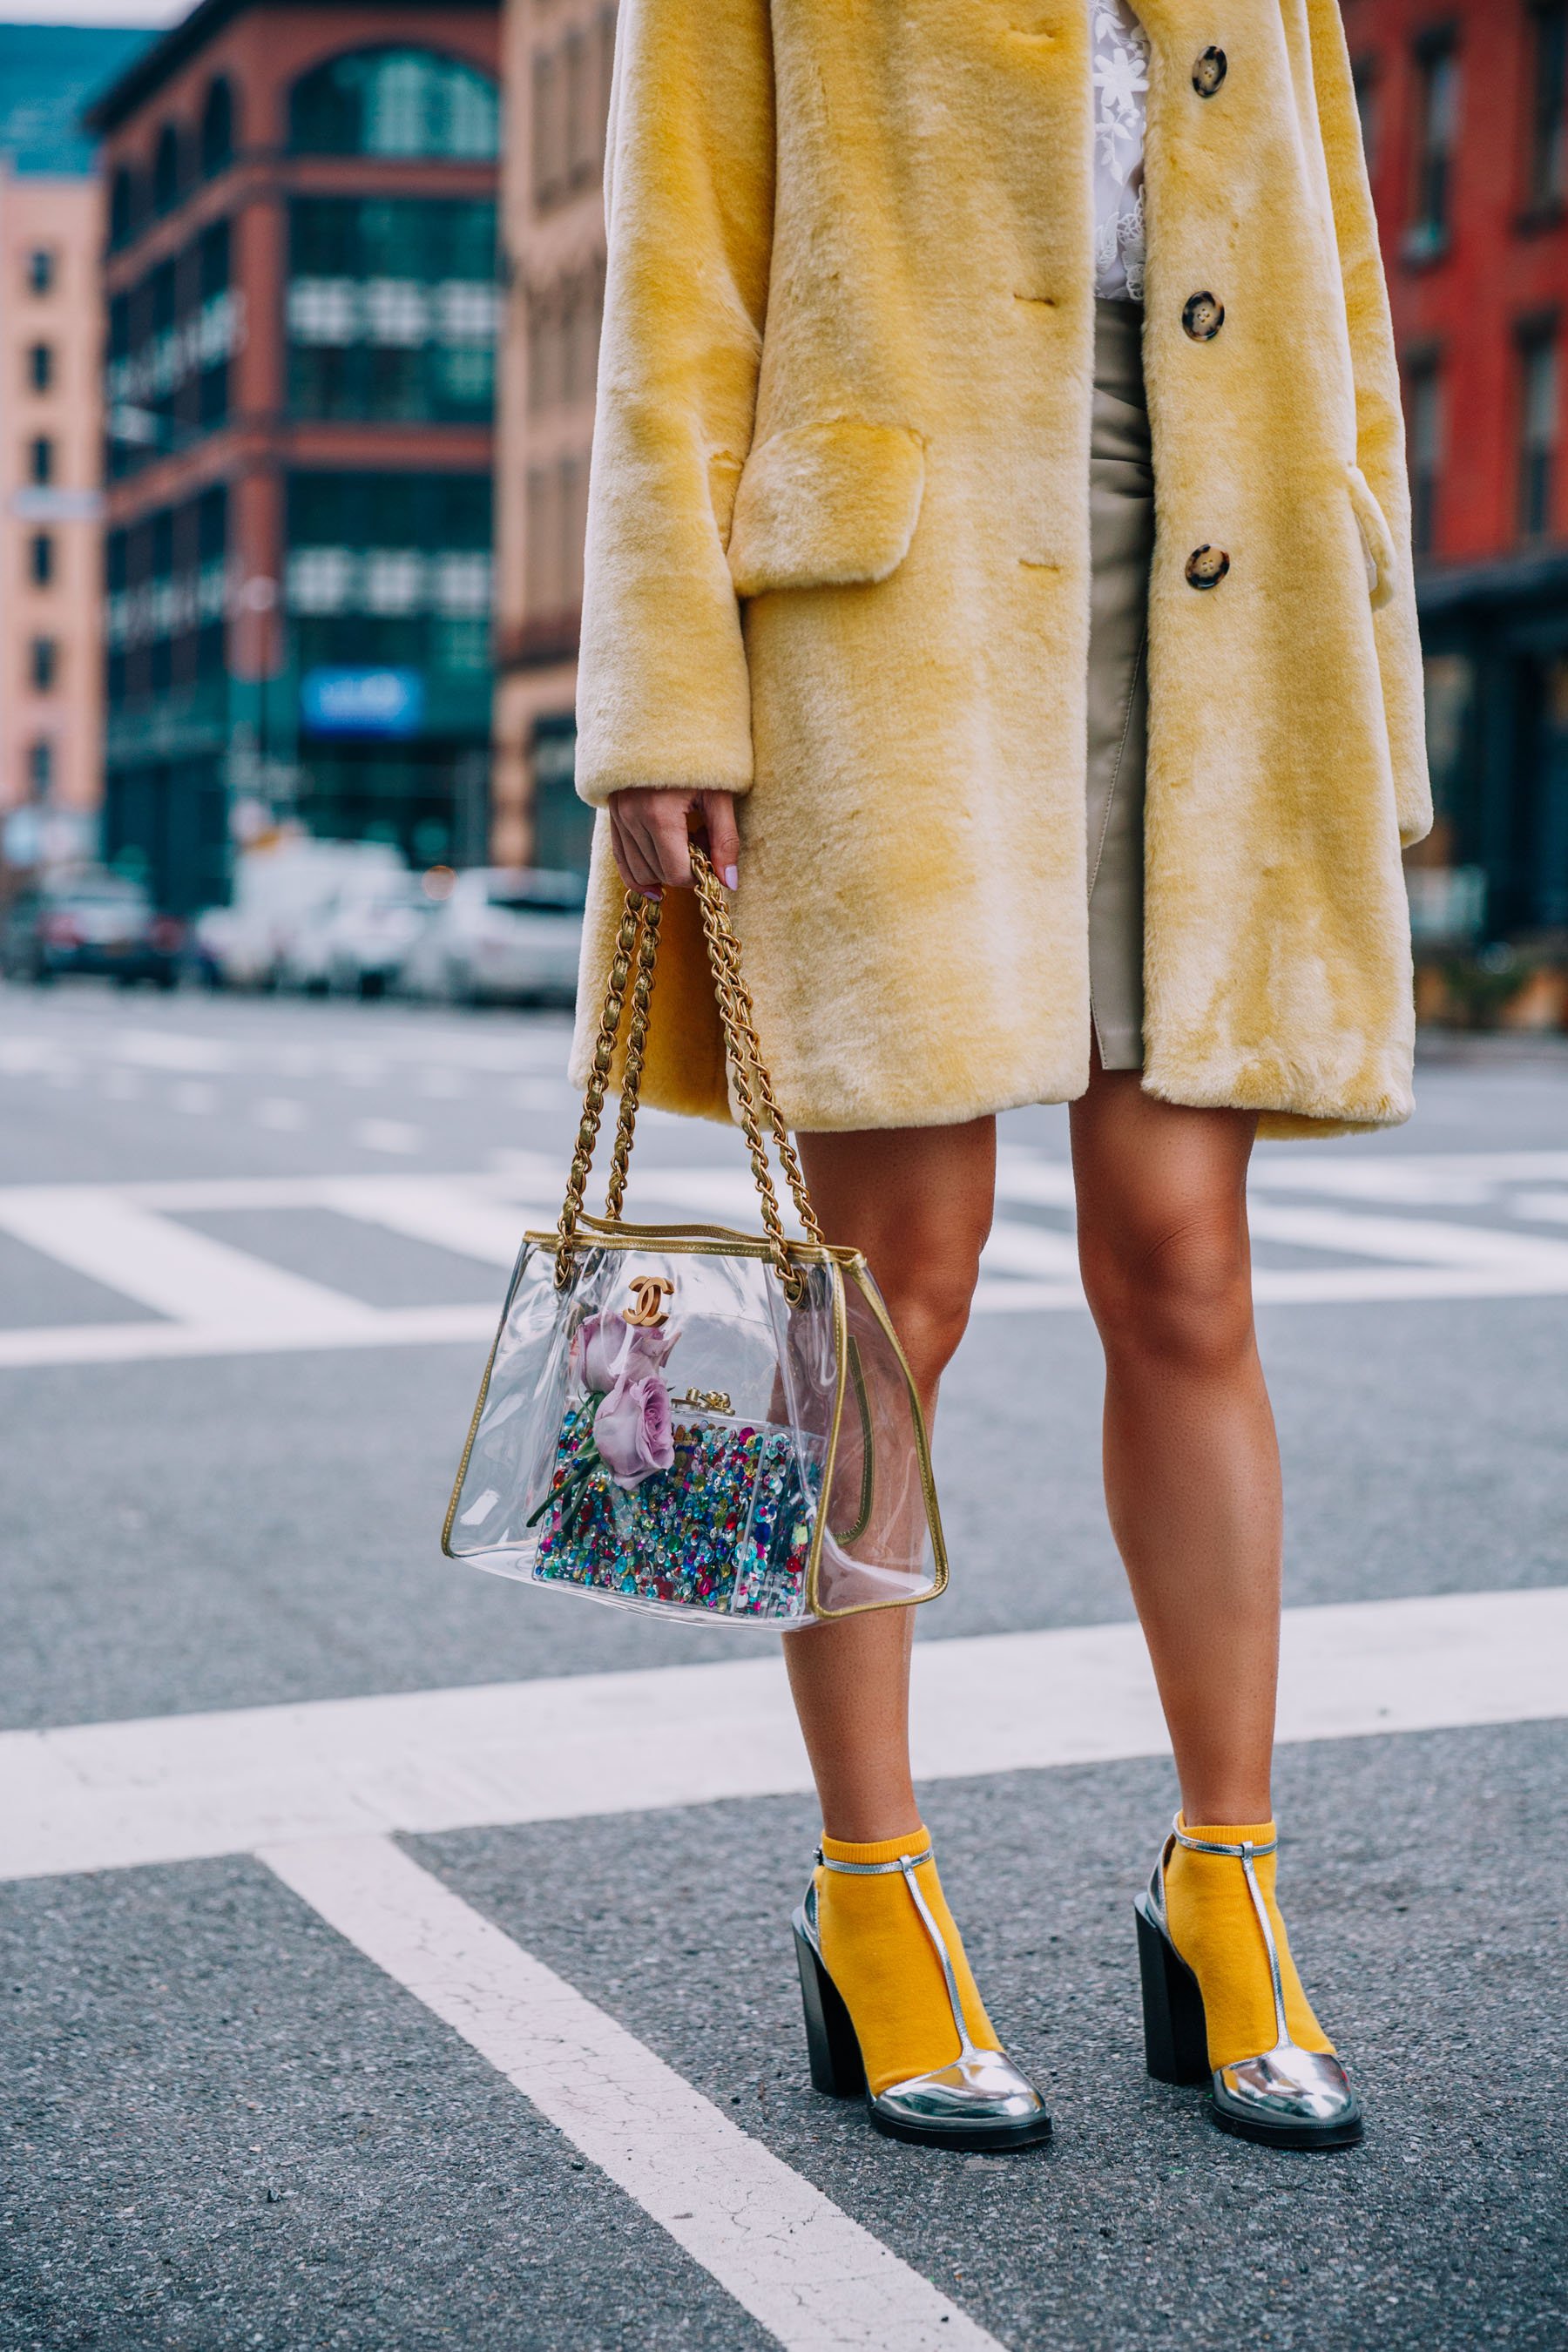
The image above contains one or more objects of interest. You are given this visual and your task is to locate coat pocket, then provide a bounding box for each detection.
[727,420,926,597]
[1347,463,1397,612]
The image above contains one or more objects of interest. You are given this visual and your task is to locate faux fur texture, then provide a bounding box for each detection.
[571,0,1431,1139]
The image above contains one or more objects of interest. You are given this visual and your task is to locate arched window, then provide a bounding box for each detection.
[153,124,182,214]
[289,48,498,160]
[110,166,136,249]
[201,78,234,177]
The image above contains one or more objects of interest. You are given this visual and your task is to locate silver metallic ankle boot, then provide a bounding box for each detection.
[1134,1819,1362,2150]
[793,1843,1051,2152]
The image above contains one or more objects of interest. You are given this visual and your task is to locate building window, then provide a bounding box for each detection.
[28,740,54,797]
[104,491,229,708]
[531,715,593,872]
[527,265,605,414]
[110,168,136,249]
[30,638,59,692]
[153,124,182,215]
[27,247,56,294]
[1520,329,1559,537]
[596,9,616,166]
[286,470,491,684]
[531,46,562,209]
[1530,4,1568,215]
[29,436,54,486]
[30,531,54,585]
[1352,55,1380,178]
[27,342,53,392]
[524,453,590,618]
[564,28,593,189]
[287,198,497,424]
[1409,362,1443,556]
[201,77,234,176]
[289,48,498,160]
[532,17,614,213]
[1407,37,1459,261]
[105,223,240,475]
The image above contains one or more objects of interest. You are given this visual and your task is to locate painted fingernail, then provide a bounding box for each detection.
[723,865,740,890]
[644,886,662,901]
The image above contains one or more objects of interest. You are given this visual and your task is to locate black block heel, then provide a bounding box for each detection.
[1135,1893,1211,2086]
[793,1908,866,2098]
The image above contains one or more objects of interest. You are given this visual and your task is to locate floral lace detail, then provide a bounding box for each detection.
[1091,0,1149,303]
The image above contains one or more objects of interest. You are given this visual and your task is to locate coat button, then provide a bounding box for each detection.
[1193,45,1227,96]
[1182,292,1225,341]
[1185,544,1229,588]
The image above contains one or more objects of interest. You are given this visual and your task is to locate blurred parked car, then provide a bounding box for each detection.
[1,868,184,989]
[278,869,436,998]
[193,837,404,990]
[399,868,585,1005]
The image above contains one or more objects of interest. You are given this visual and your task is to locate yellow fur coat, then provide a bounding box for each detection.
[568,0,1431,1138]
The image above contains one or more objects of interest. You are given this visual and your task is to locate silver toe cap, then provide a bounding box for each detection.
[1213,2046,1362,2143]
[873,2049,1048,2139]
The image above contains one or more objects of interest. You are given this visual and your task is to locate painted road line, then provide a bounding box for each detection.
[316,1176,538,1267]
[4,1586,1564,1884]
[0,1302,497,1372]
[9,1254,1561,1365]
[261,1836,996,2352]
[1250,1150,1568,1200]
[5,1157,1568,1375]
[111,1028,237,1074]
[992,1154,1079,1208]
[1244,1202,1568,1273]
[980,1220,1082,1280]
[975,1263,1568,1311]
[1511,1191,1568,1223]
[0,1188,376,1338]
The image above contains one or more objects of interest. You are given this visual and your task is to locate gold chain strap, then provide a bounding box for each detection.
[552,851,821,1298]
[688,848,824,1247]
[603,892,660,1221]
[555,895,646,1289]
[689,874,797,1294]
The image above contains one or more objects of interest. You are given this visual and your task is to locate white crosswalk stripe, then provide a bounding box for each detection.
[262,1836,1001,2352]
[0,1187,378,1338]
[5,1586,1563,1884]
[3,1151,1568,1369]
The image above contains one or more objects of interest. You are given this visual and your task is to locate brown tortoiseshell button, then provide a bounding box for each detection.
[1193,45,1227,97]
[1182,292,1225,341]
[1185,544,1230,588]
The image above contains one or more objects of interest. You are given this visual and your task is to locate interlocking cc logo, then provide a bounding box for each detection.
[625,1274,674,1328]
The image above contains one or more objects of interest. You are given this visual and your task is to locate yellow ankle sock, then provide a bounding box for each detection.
[1164,1818,1335,2071]
[815,1829,999,2097]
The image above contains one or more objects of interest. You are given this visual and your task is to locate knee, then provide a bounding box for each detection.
[864,1227,986,1394]
[1080,1208,1254,1377]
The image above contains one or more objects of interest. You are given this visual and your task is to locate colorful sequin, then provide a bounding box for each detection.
[533,1402,821,1618]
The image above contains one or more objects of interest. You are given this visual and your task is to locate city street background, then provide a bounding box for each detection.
[2,981,1564,2351]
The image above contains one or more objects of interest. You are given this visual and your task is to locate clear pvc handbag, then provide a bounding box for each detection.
[443,848,948,1625]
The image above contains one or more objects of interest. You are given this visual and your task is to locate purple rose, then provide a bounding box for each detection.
[578,1309,675,1394]
[593,1374,675,1487]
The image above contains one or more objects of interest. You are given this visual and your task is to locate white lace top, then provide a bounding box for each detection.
[1092,0,1149,302]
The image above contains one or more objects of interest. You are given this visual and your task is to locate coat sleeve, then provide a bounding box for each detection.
[1307,0,1433,850]
[572,0,775,808]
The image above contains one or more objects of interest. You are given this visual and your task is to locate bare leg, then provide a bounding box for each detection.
[783,1119,996,1842]
[1071,1057,1281,1825]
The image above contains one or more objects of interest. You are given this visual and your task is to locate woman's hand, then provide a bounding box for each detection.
[607,788,740,897]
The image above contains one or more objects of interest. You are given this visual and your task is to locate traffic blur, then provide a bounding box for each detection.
[1,837,587,1005]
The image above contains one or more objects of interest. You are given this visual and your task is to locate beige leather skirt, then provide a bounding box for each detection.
[1086,297,1153,1072]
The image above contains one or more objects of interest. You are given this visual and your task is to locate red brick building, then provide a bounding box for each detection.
[88,0,499,911]
[1345,0,1568,934]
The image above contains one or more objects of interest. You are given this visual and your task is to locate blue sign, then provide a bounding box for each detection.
[301,667,425,737]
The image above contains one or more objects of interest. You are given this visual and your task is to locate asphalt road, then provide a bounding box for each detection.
[2,981,1565,2352]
